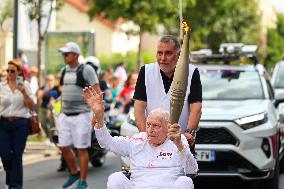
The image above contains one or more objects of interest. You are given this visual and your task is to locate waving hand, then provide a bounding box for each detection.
[83,86,105,125]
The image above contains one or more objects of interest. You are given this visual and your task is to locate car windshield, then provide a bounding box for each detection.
[274,64,284,88]
[200,68,264,100]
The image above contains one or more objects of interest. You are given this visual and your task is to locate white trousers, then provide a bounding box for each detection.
[107,172,194,189]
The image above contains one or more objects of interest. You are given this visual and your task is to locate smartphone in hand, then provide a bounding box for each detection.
[16,76,24,86]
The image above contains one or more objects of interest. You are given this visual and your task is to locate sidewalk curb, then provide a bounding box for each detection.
[23,150,59,166]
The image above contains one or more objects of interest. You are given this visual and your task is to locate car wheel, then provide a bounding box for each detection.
[258,158,279,189]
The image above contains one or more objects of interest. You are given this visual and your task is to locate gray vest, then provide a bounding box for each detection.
[61,64,98,113]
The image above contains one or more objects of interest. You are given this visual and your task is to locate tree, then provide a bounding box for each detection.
[21,0,63,85]
[186,0,260,52]
[164,0,260,53]
[0,1,13,32]
[266,14,284,68]
[88,0,194,68]
[88,0,260,67]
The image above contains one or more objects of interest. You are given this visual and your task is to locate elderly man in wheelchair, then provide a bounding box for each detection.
[83,86,198,189]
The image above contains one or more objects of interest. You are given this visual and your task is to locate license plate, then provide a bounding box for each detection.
[196,150,215,162]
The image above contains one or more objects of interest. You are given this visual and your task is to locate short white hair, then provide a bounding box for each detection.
[147,108,169,125]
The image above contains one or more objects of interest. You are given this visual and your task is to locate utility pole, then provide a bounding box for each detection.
[13,0,19,58]
[179,0,183,41]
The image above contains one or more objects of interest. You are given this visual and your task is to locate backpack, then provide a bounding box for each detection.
[60,64,89,88]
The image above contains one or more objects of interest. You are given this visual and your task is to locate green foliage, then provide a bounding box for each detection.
[98,51,155,73]
[142,50,156,64]
[89,0,190,33]
[88,0,194,67]
[165,0,260,53]
[266,14,284,68]
[89,0,260,58]
[197,0,260,52]
[0,1,13,31]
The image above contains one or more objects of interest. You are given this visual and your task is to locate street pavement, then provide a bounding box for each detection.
[0,142,283,189]
[0,150,121,189]
[0,141,59,171]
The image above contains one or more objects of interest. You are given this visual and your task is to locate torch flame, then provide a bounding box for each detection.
[182,21,190,33]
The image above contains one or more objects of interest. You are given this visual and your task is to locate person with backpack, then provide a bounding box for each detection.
[58,42,100,189]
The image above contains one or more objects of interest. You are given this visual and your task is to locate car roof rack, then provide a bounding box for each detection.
[190,54,240,64]
[190,43,259,65]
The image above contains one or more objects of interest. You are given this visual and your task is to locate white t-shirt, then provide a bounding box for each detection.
[95,126,198,189]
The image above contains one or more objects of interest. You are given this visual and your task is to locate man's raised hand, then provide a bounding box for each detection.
[83,86,105,125]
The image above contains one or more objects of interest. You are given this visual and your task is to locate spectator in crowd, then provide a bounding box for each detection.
[115,71,138,113]
[109,76,123,109]
[114,62,127,84]
[0,59,35,189]
[17,50,29,80]
[99,72,110,87]
[28,66,39,103]
[39,73,65,172]
[83,87,198,189]
[85,56,112,110]
[37,74,60,138]
[106,67,114,81]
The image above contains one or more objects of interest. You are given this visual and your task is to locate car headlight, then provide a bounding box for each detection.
[127,111,136,126]
[235,112,268,130]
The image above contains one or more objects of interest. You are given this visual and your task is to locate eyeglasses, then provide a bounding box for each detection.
[6,69,16,74]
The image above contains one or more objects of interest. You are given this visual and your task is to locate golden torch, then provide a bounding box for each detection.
[170,22,190,125]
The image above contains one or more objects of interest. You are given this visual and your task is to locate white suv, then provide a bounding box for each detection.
[196,62,284,189]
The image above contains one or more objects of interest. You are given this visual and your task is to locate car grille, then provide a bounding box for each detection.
[196,128,238,145]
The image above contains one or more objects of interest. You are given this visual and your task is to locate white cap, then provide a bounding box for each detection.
[58,42,81,54]
[85,56,100,68]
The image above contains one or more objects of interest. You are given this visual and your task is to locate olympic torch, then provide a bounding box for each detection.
[170,22,190,126]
